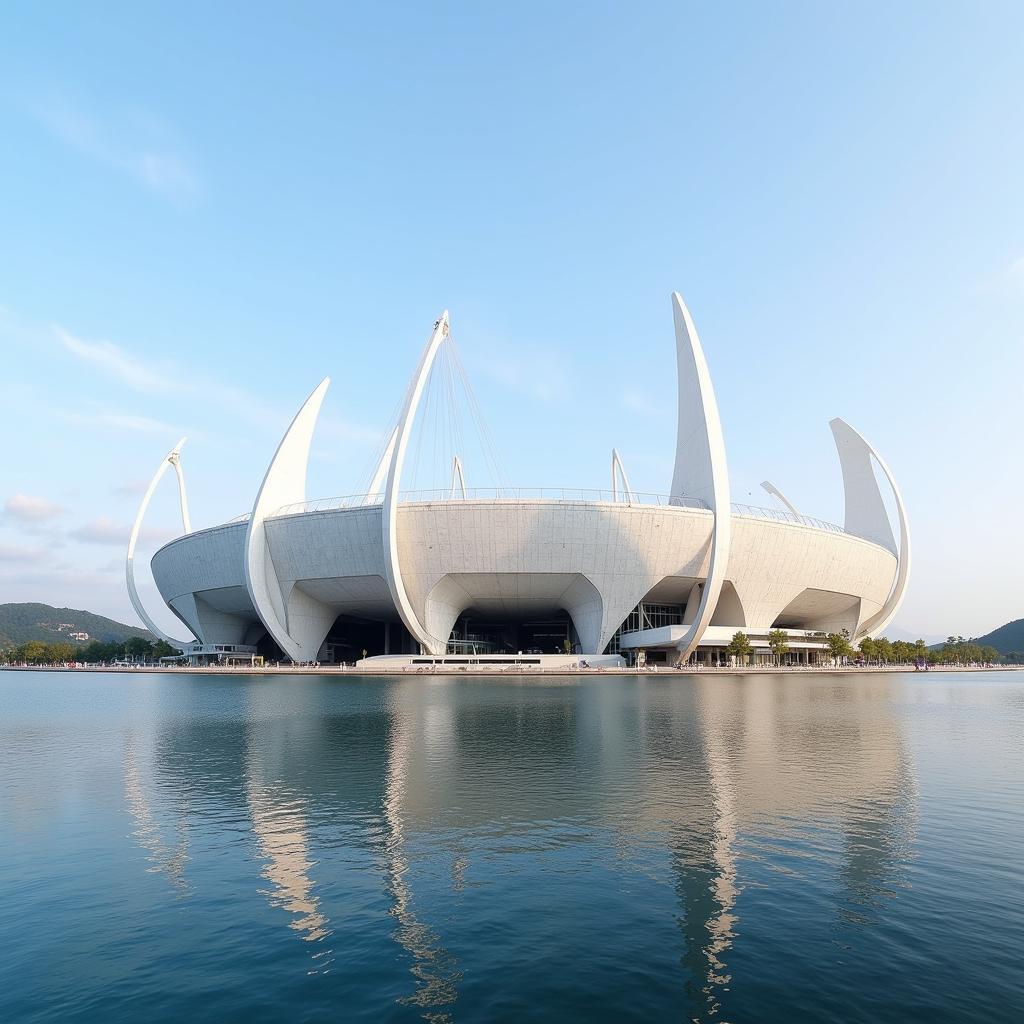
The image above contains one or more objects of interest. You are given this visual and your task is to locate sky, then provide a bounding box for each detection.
[1,1,1022,642]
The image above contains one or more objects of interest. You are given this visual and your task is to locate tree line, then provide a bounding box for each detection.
[724,629,1002,666]
[2,637,180,665]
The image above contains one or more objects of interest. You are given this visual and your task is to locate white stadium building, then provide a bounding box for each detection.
[127,294,909,668]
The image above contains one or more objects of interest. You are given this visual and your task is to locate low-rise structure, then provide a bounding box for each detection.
[125,293,908,667]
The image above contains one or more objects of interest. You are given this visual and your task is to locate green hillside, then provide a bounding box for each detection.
[0,603,152,647]
[974,618,1024,658]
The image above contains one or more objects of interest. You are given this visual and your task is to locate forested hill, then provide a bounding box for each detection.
[973,618,1024,657]
[0,603,152,646]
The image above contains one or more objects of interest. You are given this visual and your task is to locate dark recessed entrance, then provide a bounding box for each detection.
[448,609,579,655]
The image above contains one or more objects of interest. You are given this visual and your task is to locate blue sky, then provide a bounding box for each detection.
[1,1,1022,641]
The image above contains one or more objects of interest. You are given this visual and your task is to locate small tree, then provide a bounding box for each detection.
[48,642,76,664]
[874,637,894,664]
[151,639,178,660]
[767,629,790,666]
[19,641,47,665]
[125,637,152,662]
[858,636,877,664]
[827,630,854,663]
[562,636,573,655]
[726,630,753,666]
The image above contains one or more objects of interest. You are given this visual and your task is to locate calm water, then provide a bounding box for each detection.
[1,671,1022,1023]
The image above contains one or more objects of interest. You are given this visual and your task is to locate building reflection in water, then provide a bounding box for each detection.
[243,688,333,974]
[702,675,912,1018]
[123,730,190,894]
[245,760,330,943]
[383,691,462,1021]
[696,687,740,1000]
[127,673,917,1021]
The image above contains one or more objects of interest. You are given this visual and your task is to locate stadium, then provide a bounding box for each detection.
[126,293,909,668]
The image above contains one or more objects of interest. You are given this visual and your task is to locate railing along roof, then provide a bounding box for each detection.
[261,488,846,535]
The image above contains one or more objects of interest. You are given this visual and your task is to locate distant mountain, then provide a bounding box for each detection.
[973,618,1024,656]
[0,603,152,647]
[883,626,945,647]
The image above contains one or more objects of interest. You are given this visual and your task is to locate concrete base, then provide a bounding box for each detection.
[356,652,626,671]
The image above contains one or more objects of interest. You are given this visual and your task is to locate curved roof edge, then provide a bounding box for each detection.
[830,418,897,553]
[830,417,910,638]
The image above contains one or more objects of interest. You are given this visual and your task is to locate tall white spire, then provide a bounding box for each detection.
[381,312,452,654]
[668,293,732,664]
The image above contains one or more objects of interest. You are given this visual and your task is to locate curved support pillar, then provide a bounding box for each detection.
[172,593,251,646]
[170,454,192,534]
[669,293,732,663]
[283,584,338,661]
[561,576,604,654]
[382,313,451,655]
[422,576,471,653]
[760,480,799,517]
[611,449,635,503]
[126,437,196,649]
[450,456,467,499]
[831,418,910,638]
[245,379,336,662]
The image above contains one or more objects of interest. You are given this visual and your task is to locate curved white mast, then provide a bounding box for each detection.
[611,448,635,503]
[668,293,732,666]
[244,378,334,663]
[382,312,451,655]
[450,455,467,499]
[171,455,192,533]
[125,438,196,648]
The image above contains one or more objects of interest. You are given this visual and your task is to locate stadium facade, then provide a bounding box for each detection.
[127,293,909,667]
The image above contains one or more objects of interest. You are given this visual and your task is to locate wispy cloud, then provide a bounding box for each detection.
[620,388,672,422]
[475,348,574,404]
[57,325,268,422]
[4,493,65,523]
[976,254,1024,297]
[55,328,170,393]
[316,413,385,446]
[0,544,49,563]
[70,518,178,547]
[111,480,151,497]
[31,98,200,202]
[62,406,184,436]
[1005,256,1024,289]
[54,325,381,443]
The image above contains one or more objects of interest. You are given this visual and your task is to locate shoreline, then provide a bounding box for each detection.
[2,664,1020,678]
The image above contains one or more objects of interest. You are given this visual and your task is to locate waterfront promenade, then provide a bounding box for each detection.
[2,663,1017,677]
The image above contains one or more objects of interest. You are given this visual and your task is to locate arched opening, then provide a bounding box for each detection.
[424,572,602,654]
[710,581,745,628]
[447,608,580,655]
[318,615,418,663]
[772,588,860,635]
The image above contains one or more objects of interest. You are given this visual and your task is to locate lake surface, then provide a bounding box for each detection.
[1,670,1022,1023]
